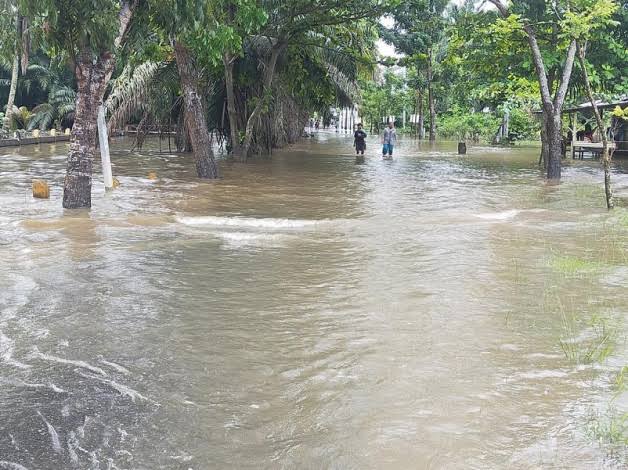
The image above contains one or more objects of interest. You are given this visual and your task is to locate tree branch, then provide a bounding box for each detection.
[553,39,576,110]
[115,0,138,49]
[488,0,553,110]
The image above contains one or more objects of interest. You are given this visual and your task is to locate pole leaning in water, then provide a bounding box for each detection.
[97,105,114,190]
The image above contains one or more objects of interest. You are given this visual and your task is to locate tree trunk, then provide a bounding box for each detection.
[417,89,425,140]
[2,54,19,133]
[545,110,563,180]
[427,49,436,142]
[63,51,115,209]
[577,42,613,209]
[62,0,137,208]
[223,52,240,156]
[174,42,220,179]
[489,0,576,182]
[539,118,548,168]
[242,45,282,160]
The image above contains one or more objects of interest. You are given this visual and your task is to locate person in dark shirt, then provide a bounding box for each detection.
[354,123,367,156]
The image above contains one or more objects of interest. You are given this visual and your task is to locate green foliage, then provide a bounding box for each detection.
[559,312,617,365]
[186,0,268,66]
[612,106,628,120]
[28,85,75,129]
[508,107,540,141]
[550,254,604,275]
[19,0,122,55]
[438,109,500,142]
[9,104,30,129]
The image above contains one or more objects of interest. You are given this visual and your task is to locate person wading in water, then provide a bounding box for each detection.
[354,123,367,163]
[382,121,397,160]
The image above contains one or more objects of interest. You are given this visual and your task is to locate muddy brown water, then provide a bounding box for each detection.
[1,133,628,469]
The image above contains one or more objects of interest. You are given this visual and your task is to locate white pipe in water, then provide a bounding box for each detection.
[97,104,114,190]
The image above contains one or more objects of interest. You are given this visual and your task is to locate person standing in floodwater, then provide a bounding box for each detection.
[354,123,367,160]
[382,121,397,159]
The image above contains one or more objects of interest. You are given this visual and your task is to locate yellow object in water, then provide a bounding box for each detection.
[112,177,121,188]
[32,180,50,199]
[147,172,158,180]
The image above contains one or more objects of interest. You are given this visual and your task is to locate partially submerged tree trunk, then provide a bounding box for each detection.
[490,0,576,181]
[174,42,220,178]
[577,41,613,209]
[427,49,436,142]
[543,109,564,180]
[62,0,137,209]
[223,52,241,156]
[63,50,116,208]
[2,54,19,133]
[242,44,283,160]
[416,88,425,139]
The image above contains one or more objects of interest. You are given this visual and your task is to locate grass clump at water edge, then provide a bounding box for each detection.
[549,254,604,276]
[559,313,617,365]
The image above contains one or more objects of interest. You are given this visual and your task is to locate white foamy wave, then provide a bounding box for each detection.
[30,347,107,376]
[475,209,520,220]
[0,461,29,470]
[215,231,292,248]
[0,332,31,369]
[98,357,131,375]
[176,215,324,230]
[77,370,148,403]
[38,411,62,453]
[2,379,66,394]
[475,208,547,221]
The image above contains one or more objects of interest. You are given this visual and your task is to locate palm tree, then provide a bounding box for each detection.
[22,59,77,130]
[0,0,20,134]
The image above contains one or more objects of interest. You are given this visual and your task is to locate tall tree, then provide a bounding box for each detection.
[381,0,447,141]
[148,0,223,178]
[0,0,27,134]
[240,0,393,158]
[488,0,577,180]
[567,0,620,208]
[20,0,139,208]
[212,0,267,158]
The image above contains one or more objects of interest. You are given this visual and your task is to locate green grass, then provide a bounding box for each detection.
[588,409,628,448]
[550,255,604,276]
[559,313,617,365]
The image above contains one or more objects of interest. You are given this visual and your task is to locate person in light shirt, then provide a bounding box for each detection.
[382,121,397,159]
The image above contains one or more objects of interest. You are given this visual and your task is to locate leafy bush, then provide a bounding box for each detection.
[438,106,540,143]
[438,109,500,142]
[508,107,540,141]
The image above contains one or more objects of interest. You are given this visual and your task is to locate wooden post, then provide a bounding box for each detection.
[97,104,114,190]
[503,107,509,140]
[571,111,577,159]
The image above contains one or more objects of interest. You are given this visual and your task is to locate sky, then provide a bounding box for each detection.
[376,16,400,59]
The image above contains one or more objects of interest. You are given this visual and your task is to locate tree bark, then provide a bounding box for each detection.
[577,42,613,209]
[63,51,115,208]
[417,89,425,140]
[62,0,138,209]
[174,42,220,179]
[2,53,19,133]
[539,119,548,168]
[489,0,576,181]
[223,52,240,156]
[544,111,563,181]
[427,49,436,142]
[242,44,282,160]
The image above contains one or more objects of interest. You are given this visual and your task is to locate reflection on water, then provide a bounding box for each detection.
[1,134,628,469]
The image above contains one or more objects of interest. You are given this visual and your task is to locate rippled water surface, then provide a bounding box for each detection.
[1,133,628,469]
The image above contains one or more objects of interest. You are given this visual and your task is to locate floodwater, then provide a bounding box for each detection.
[1,132,628,469]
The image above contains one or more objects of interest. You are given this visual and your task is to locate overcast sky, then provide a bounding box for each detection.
[377,1,488,58]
